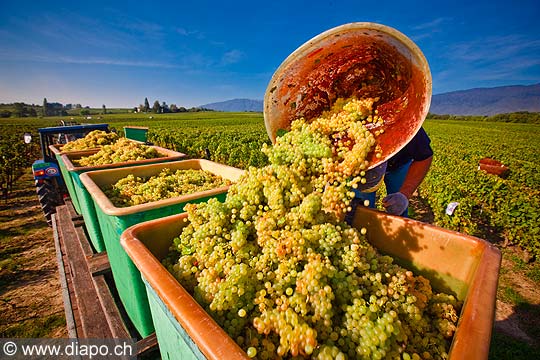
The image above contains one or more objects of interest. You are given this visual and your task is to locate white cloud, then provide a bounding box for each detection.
[449,35,540,63]
[221,50,244,65]
[176,27,202,37]
[432,34,540,92]
[412,17,451,31]
[0,50,179,69]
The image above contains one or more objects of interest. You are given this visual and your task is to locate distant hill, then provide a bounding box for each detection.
[430,84,540,116]
[199,84,540,115]
[199,98,263,112]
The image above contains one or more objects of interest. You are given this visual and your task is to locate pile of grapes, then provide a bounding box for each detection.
[74,138,161,166]
[62,130,119,151]
[103,168,232,207]
[165,98,461,359]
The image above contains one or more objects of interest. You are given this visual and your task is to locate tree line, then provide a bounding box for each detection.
[134,97,212,114]
[428,111,540,124]
[0,98,97,118]
[1,97,213,118]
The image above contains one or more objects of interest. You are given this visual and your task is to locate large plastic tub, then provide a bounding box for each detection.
[80,159,245,337]
[61,147,186,253]
[121,207,501,360]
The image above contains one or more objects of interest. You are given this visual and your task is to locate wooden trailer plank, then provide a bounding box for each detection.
[136,333,159,357]
[93,275,131,339]
[52,213,77,338]
[88,252,111,276]
[53,203,160,358]
[55,205,114,338]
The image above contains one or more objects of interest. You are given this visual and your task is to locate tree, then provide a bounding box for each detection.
[152,100,161,113]
[80,109,90,116]
[144,98,150,112]
[161,101,169,113]
[42,98,48,117]
[169,104,178,113]
[102,104,107,114]
[13,103,25,117]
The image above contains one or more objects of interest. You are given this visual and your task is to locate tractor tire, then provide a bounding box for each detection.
[37,180,62,226]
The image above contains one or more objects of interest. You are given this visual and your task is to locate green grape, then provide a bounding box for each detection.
[165,98,462,359]
[74,138,160,166]
[62,130,119,151]
[103,168,232,207]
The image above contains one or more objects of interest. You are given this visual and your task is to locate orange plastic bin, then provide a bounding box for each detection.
[121,207,501,360]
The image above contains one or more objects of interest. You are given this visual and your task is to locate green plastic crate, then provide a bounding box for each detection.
[80,159,245,337]
[61,147,186,253]
[124,126,149,143]
[49,144,99,214]
[121,208,501,360]
[146,283,205,359]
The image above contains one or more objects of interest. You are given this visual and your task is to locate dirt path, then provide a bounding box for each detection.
[0,172,67,337]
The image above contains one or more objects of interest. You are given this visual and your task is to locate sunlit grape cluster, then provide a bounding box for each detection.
[62,130,119,151]
[103,168,232,207]
[262,98,383,219]
[74,138,160,166]
[165,98,461,359]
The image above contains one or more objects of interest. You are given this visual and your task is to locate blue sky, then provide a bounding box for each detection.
[0,0,539,108]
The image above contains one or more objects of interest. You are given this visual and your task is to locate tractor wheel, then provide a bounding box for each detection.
[37,179,62,226]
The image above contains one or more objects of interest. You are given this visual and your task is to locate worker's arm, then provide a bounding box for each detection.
[398,155,433,199]
[382,156,433,215]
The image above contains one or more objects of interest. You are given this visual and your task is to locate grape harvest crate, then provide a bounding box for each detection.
[79,159,245,338]
[52,199,159,358]
[121,207,501,360]
[60,146,186,253]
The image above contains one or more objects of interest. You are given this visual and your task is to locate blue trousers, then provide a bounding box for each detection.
[351,160,412,218]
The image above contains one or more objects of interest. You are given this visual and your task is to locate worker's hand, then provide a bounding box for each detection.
[383,192,408,216]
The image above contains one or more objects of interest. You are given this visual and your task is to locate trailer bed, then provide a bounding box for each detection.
[52,200,159,357]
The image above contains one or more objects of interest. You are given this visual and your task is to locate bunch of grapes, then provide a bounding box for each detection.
[165,98,461,359]
[103,168,232,207]
[74,138,160,166]
[62,130,119,151]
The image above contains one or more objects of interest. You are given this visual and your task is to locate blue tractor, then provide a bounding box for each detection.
[31,123,110,225]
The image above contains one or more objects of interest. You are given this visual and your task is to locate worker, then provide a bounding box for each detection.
[346,127,433,221]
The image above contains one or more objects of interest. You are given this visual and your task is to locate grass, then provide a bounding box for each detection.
[0,171,66,338]
[0,314,66,338]
[499,286,527,304]
[489,332,538,359]
[526,267,540,282]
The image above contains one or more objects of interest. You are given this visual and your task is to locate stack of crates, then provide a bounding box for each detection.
[60,146,186,252]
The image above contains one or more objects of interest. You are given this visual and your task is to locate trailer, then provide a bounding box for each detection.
[52,199,159,358]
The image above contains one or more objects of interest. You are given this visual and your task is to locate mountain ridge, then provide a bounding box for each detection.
[199,84,540,115]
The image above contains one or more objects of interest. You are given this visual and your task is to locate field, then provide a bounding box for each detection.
[1,112,539,358]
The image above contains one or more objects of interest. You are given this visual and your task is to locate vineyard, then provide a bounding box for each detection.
[148,116,540,262]
[1,112,539,357]
[421,121,540,260]
[1,113,539,261]
[0,124,41,201]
